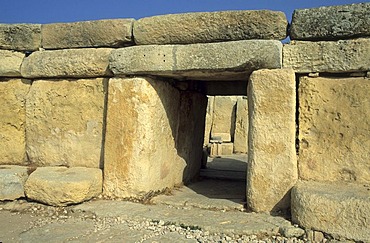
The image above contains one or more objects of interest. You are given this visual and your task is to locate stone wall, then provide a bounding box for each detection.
[0,4,369,240]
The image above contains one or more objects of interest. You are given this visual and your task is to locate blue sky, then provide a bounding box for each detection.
[1,0,368,24]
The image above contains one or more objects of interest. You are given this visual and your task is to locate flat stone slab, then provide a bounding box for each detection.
[42,19,134,49]
[292,181,370,242]
[283,38,370,73]
[290,3,370,40]
[21,48,113,78]
[0,24,41,51]
[0,50,24,77]
[110,40,282,81]
[0,165,28,200]
[133,10,287,45]
[25,167,102,206]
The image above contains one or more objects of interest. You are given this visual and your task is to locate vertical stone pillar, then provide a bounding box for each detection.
[247,69,297,213]
[234,96,248,153]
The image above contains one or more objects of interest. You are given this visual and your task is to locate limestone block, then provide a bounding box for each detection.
[0,24,41,51]
[26,78,106,168]
[234,96,248,153]
[211,96,237,141]
[203,96,214,146]
[104,77,186,199]
[21,48,113,78]
[211,133,231,143]
[290,3,370,40]
[109,40,282,81]
[25,167,102,206]
[42,19,134,49]
[0,50,24,77]
[247,69,297,213]
[292,181,370,242]
[0,165,28,200]
[134,10,288,45]
[221,143,234,155]
[298,76,370,183]
[0,79,30,165]
[283,38,370,73]
[177,91,207,183]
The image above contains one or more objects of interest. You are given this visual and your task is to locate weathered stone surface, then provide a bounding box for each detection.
[234,96,248,153]
[292,181,370,242]
[0,50,24,77]
[25,167,102,206]
[177,91,207,183]
[203,96,214,146]
[0,79,30,165]
[104,77,185,198]
[42,19,134,49]
[0,24,41,51]
[134,10,287,45]
[211,133,231,143]
[290,3,370,40]
[110,40,282,81]
[211,96,237,141]
[0,165,28,200]
[247,69,297,213]
[283,38,370,73]
[21,48,113,78]
[26,78,106,168]
[298,76,370,183]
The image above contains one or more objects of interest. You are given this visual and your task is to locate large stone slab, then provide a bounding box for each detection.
[247,69,297,213]
[0,79,30,165]
[26,78,107,168]
[0,165,28,200]
[104,77,186,199]
[25,167,102,206]
[292,181,370,242]
[203,96,214,146]
[283,38,370,73]
[211,96,237,141]
[110,40,282,81]
[0,24,41,51]
[21,48,113,78]
[290,3,370,40]
[0,50,24,77]
[298,76,370,183]
[133,10,287,45]
[42,19,134,49]
[234,96,248,154]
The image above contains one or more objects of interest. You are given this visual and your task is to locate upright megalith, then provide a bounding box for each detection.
[247,69,297,213]
[290,3,370,40]
[134,10,288,45]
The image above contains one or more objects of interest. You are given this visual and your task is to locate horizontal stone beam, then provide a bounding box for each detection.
[110,40,282,81]
[134,10,288,45]
[0,24,41,51]
[21,48,113,78]
[290,3,370,40]
[42,19,134,49]
[283,38,370,73]
[0,50,24,77]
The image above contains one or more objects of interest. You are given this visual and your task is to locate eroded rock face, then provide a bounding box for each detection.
[0,79,30,165]
[0,165,29,200]
[0,24,41,51]
[109,40,282,81]
[234,97,248,154]
[134,10,288,45]
[25,167,102,206]
[21,48,113,78]
[42,19,134,49]
[298,76,370,183]
[292,181,370,242]
[290,3,370,40]
[0,50,24,77]
[211,96,237,141]
[103,77,185,199]
[247,69,297,213]
[283,38,370,73]
[26,78,107,168]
